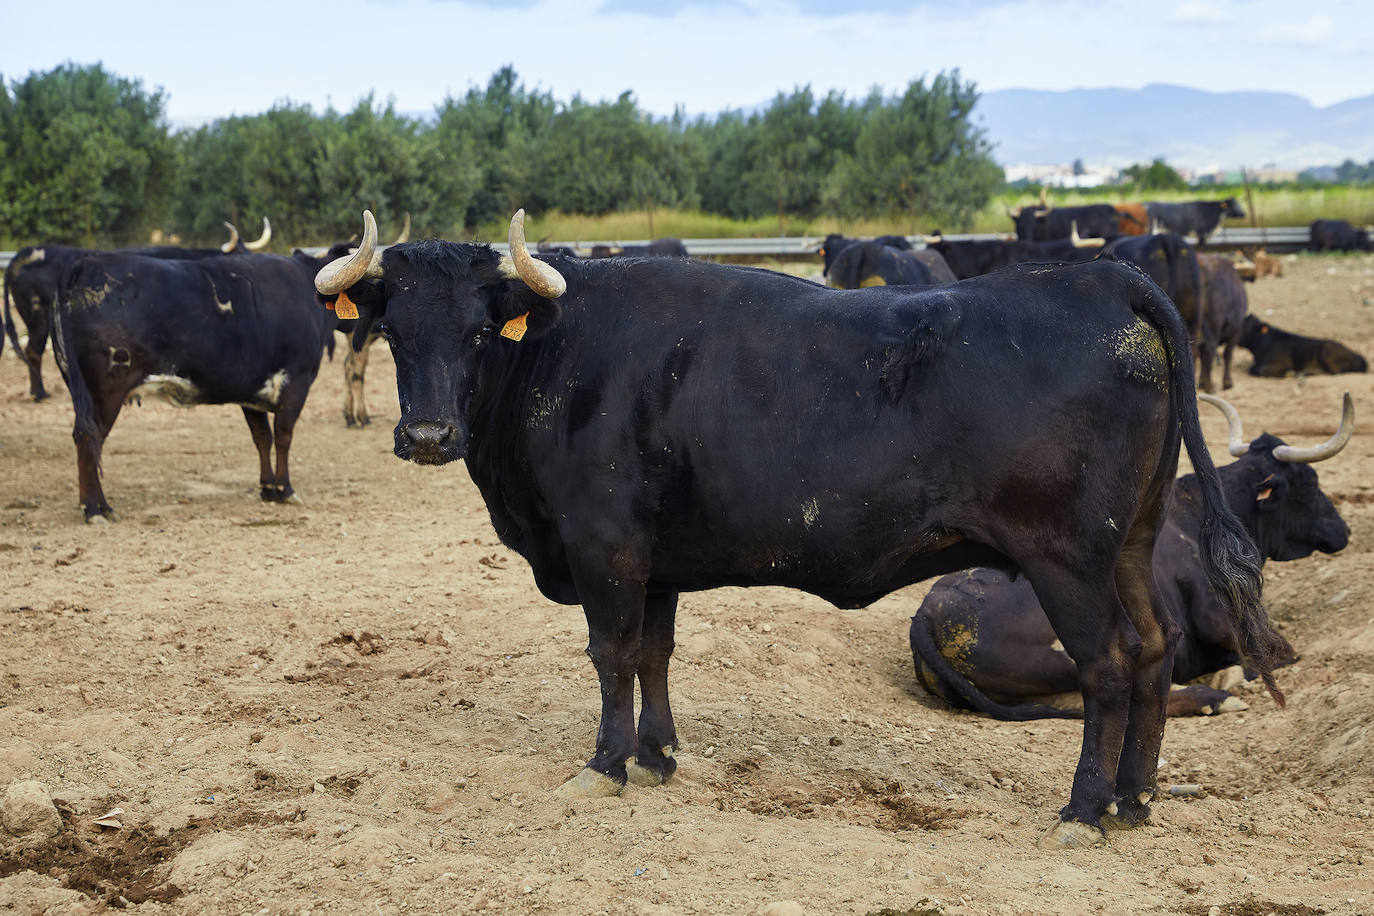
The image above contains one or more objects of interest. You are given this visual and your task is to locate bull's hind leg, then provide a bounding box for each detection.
[267,382,311,503]
[241,407,276,501]
[75,387,126,523]
[1027,564,1139,848]
[342,342,372,427]
[23,314,51,401]
[1103,536,1179,831]
[627,590,680,787]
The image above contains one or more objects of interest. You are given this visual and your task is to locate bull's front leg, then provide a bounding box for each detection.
[627,590,680,787]
[559,548,648,798]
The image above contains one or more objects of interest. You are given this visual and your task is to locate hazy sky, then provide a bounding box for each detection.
[4,0,1369,122]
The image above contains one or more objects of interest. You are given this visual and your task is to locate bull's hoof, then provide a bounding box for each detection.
[259,487,278,502]
[1037,819,1106,849]
[1217,696,1249,714]
[556,767,625,798]
[627,755,676,788]
[85,514,110,526]
[281,491,303,505]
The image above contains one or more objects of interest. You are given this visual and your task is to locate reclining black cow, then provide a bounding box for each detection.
[826,241,956,288]
[53,246,336,521]
[1239,316,1368,376]
[588,238,689,259]
[1146,198,1245,244]
[818,233,912,278]
[312,208,1282,849]
[911,393,1352,720]
[1196,254,1249,392]
[3,219,271,401]
[1308,219,1373,253]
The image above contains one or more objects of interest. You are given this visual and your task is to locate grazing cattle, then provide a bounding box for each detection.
[911,394,1352,720]
[1102,234,1205,381]
[1114,203,1150,236]
[818,233,911,277]
[314,208,1280,848]
[1239,316,1368,376]
[3,220,271,401]
[52,248,335,521]
[1196,255,1249,391]
[1145,198,1245,245]
[1010,204,1121,242]
[589,238,689,259]
[1308,220,1373,253]
[923,236,1098,280]
[826,241,955,288]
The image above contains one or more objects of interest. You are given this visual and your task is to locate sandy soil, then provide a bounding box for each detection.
[1,253,1372,916]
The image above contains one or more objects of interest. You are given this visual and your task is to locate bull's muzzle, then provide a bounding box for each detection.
[396,421,465,465]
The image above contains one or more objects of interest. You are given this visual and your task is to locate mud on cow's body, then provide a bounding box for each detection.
[314,210,1285,848]
[53,249,334,521]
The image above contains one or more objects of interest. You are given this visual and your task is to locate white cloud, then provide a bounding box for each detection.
[1258,14,1335,47]
[1170,2,1229,24]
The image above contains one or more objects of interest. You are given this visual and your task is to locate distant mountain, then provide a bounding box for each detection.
[975,83,1374,171]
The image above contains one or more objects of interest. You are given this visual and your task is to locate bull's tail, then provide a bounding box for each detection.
[53,265,102,455]
[1129,272,1287,706]
[909,614,1079,721]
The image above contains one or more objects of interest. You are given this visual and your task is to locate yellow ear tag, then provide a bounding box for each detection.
[334,290,359,320]
[500,312,529,341]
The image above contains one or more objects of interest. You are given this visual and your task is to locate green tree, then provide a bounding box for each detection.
[1122,158,1187,191]
[824,72,1002,231]
[0,63,176,244]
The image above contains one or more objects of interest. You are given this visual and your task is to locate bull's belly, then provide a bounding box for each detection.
[126,369,292,411]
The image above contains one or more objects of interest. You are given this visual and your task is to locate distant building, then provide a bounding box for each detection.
[1004,162,1119,188]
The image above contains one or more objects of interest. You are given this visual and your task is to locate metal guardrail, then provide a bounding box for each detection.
[0,226,1329,272]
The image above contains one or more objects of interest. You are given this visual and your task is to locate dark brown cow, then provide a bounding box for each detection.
[1197,254,1248,391]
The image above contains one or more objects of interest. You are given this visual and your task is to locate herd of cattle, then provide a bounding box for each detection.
[1,197,1366,849]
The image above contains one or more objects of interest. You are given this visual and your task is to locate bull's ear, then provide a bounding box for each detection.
[344,280,386,352]
[486,285,562,342]
[1256,475,1287,512]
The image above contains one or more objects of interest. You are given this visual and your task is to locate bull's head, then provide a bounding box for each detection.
[1222,197,1246,219]
[1199,393,1353,559]
[314,209,567,466]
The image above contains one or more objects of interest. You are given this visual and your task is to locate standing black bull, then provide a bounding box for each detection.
[826,241,955,288]
[1308,219,1373,253]
[911,393,1352,720]
[53,249,335,521]
[314,209,1280,849]
[3,220,271,401]
[1145,198,1245,245]
[1196,254,1249,391]
[1010,204,1121,242]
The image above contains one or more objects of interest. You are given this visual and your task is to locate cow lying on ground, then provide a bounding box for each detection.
[312,208,1281,848]
[1239,316,1368,376]
[911,393,1352,720]
[1197,254,1249,392]
[1308,220,1372,253]
[1146,198,1245,244]
[589,238,689,259]
[3,220,271,401]
[53,248,336,521]
[826,241,955,288]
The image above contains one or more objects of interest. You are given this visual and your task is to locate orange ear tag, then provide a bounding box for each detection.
[500,312,529,341]
[334,290,359,320]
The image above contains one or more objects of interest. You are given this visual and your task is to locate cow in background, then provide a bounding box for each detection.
[1146,198,1245,244]
[1239,316,1368,376]
[827,241,955,288]
[1197,254,1249,391]
[1114,203,1150,236]
[1309,220,1373,253]
[817,233,911,278]
[911,394,1352,720]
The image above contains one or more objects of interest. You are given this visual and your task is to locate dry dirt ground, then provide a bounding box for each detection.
[1,253,1372,916]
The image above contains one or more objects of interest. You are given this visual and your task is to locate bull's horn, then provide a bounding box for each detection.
[919,234,943,243]
[1273,392,1355,464]
[498,209,566,299]
[1070,221,1105,248]
[393,212,411,245]
[1197,393,1251,457]
[1008,206,1022,219]
[244,216,272,251]
[1038,187,1048,207]
[221,221,240,254]
[315,210,382,295]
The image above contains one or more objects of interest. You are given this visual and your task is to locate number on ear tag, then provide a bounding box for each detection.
[500,312,529,341]
[334,290,359,320]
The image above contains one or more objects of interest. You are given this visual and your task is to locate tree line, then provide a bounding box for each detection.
[0,63,1004,248]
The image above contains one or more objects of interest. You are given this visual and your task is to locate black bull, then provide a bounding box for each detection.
[1012,204,1121,242]
[53,251,336,521]
[317,214,1281,847]
[911,394,1352,721]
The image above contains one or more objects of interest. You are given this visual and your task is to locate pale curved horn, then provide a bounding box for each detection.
[221,221,240,253]
[1008,206,1022,219]
[497,209,566,299]
[1273,392,1355,464]
[919,234,944,243]
[244,216,272,251]
[1197,393,1251,457]
[315,210,382,295]
[393,212,411,245]
[1070,220,1105,248]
